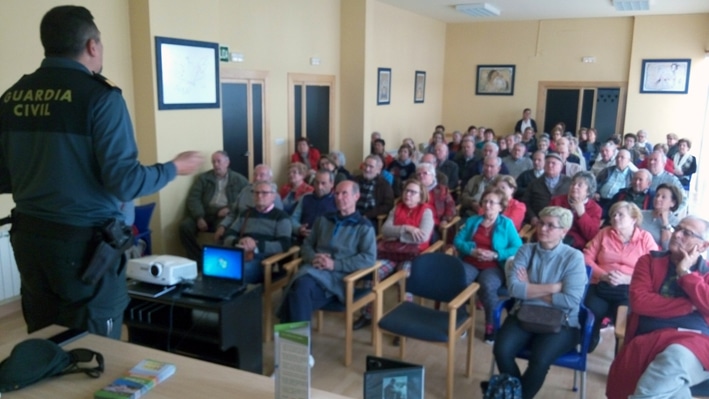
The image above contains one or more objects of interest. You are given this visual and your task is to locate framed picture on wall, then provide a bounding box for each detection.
[377,67,392,105]
[414,71,426,103]
[640,59,691,94]
[155,36,220,110]
[475,65,515,96]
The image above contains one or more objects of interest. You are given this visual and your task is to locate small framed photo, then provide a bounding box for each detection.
[377,67,392,105]
[414,71,426,103]
[364,356,424,399]
[476,65,515,96]
[640,59,691,94]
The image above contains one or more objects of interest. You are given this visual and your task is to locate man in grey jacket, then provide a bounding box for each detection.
[279,180,376,323]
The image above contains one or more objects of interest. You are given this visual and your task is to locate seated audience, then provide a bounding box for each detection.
[497,136,509,158]
[580,127,600,167]
[291,137,321,171]
[502,142,533,179]
[455,138,477,188]
[493,206,587,399]
[424,131,445,154]
[417,162,455,225]
[473,141,510,176]
[329,150,352,181]
[371,138,394,168]
[461,156,501,217]
[291,169,337,244]
[640,183,682,250]
[646,150,686,211]
[666,132,679,159]
[583,201,658,352]
[594,148,634,217]
[606,216,709,399]
[610,168,655,211]
[567,136,587,170]
[279,181,376,324]
[279,162,313,214]
[179,151,248,261]
[638,144,675,173]
[672,138,697,188]
[318,154,348,185]
[370,131,381,154]
[622,132,641,164]
[590,142,618,177]
[515,150,545,200]
[402,137,423,164]
[635,129,653,154]
[355,155,394,228]
[386,144,417,197]
[536,136,550,154]
[556,137,584,177]
[550,171,602,250]
[455,188,522,343]
[448,130,463,156]
[521,127,537,154]
[223,181,292,284]
[434,143,460,190]
[215,164,283,241]
[522,152,572,225]
[486,175,526,231]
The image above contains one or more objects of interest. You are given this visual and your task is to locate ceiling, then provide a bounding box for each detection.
[377,0,709,23]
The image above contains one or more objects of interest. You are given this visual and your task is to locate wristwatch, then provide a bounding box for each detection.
[662,224,675,232]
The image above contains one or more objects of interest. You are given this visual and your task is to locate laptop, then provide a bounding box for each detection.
[181,245,246,301]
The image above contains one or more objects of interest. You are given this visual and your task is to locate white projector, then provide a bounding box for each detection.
[126,255,197,286]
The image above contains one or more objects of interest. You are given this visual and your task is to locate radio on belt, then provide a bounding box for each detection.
[126,255,197,285]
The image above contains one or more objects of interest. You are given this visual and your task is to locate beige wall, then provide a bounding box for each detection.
[442,18,634,136]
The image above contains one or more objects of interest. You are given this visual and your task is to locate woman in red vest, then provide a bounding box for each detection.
[290,137,320,171]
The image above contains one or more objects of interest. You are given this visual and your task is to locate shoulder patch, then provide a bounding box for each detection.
[92,73,122,92]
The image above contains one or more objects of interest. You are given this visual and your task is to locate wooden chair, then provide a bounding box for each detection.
[261,246,301,342]
[285,259,383,366]
[519,223,536,242]
[374,253,479,399]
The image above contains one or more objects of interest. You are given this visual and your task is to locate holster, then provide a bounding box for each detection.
[81,218,133,285]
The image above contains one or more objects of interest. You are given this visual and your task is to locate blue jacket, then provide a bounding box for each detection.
[454,214,522,268]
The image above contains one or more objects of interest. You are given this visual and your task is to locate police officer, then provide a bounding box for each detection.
[0,6,203,338]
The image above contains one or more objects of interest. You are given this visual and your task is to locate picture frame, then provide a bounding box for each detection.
[364,356,424,399]
[155,36,220,110]
[475,64,515,96]
[414,71,426,103]
[640,59,691,94]
[377,67,392,105]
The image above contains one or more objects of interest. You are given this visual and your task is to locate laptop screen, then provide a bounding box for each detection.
[202,245,244,281]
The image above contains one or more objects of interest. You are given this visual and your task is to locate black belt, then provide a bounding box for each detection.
[11,212,98,241]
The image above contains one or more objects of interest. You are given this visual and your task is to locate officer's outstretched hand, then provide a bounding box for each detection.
[173,151,204,175]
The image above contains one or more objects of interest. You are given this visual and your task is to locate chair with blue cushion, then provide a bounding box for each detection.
[133,202,156,255]
[373,252,480,399]
[489,265,594,399]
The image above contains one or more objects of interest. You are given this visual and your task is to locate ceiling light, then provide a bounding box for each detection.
[613,0,650,11]
[454,3,501,18]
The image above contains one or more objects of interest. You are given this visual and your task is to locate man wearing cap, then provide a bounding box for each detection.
[522,151,572,225]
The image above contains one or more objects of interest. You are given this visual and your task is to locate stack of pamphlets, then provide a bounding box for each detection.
[94,359,176,398]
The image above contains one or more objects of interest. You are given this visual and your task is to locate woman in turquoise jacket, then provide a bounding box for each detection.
[454,187,523,343]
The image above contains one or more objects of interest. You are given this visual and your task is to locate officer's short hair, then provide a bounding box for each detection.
[41,6,100,58]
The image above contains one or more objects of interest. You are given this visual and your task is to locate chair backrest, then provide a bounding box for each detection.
[407,253,468,303]
[133,203,156,233]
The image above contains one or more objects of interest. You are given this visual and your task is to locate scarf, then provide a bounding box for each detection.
[673,152,691,171]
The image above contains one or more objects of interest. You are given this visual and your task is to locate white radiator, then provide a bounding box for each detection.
[0,230,20,301]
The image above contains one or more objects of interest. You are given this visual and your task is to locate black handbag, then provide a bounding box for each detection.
[515,246,567,334]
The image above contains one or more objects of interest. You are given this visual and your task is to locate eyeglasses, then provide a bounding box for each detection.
[537,221,564,230]
[481,200,500,205]
[252,191,274,196]
[403,189,420,196]
[674,225,705,241]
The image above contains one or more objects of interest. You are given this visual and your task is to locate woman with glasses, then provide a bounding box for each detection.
[493,206,587,399]
[485,175,526,231]
[454,187,522,343]
[640,183,682,250]
[550,171,602,249]
[583,201,658,352]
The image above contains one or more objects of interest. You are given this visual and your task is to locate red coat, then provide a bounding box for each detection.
[291,147,321,170]
[606,252,709,399]
[549,195,602,249]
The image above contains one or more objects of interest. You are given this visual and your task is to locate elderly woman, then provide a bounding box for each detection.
[387,144,417,197]
[640,183,682,250]
[672,138,697,188]
[416,162,455,226]
[328,150,352,181]
[536,136,550,154]
[483,175,526,231]
[493,206,587,399]
[279,162,313,214]
[455,188,522,343]
[318,154,348,185]
[583,201,658,352]
[550,171,602,249]
[290,137,321,171]
[402,138,422,164]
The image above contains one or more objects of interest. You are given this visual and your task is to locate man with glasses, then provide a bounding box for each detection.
[355,155,394,229]
[222,181,291,284]
[607,216,709,399]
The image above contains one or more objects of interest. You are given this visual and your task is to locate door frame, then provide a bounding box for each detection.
[537,81,628,135]
[220,68,270,179]
[287,73,336,155]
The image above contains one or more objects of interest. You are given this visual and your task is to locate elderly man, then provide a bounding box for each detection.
[499,134,518,158]
[555,137,584,178]
[591,142,618,177]
[521,127,537,154]
[502,142,533,179]
[594,148,635,216]
[474,141,510,176]
[523,152,572,225]
[647,150,686,212]
[635,129,653,154]
[355,155,394,228]
[610,169,655,211]
[223,181,291,284]
[607,216,709,399]
[291,169,337,243]
[515,150,545,200]
[279,180,376,324]
[434,143,460,190]
[514,108,538,134]
[461,156,502,216]
[214,164,283,241]
[455,138,478,188]
[179,151,249,261]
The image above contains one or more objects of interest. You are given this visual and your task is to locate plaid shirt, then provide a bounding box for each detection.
[428,185,456,223]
